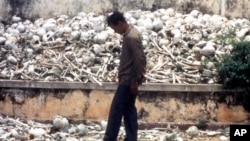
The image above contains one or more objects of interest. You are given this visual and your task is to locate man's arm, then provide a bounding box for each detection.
[129,36,146,85]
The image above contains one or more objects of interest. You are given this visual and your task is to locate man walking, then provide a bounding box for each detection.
[104,11,146,141]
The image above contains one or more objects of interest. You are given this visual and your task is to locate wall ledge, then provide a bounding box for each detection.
[0,80,245,92]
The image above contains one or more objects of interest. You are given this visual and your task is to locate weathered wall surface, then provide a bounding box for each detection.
[0,89,249,123]
[0,0,249,21]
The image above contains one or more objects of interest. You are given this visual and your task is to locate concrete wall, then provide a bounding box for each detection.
[0,0,250,21]
[1,88,249,124]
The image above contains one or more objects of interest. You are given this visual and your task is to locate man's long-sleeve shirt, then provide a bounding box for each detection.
[118,25,146,85]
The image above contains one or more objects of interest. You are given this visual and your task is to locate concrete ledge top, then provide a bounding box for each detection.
[0,80,245,92]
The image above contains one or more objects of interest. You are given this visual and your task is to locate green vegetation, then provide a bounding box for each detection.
[215,26,250,112]
[197,119,208,130]
[217,41,250,89]
[215,26,238,45]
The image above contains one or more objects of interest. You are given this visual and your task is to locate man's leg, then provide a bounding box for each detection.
[104,85,130,141]
[124,92,138,141]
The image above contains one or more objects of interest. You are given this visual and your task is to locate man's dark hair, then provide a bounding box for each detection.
[107,11,127,26]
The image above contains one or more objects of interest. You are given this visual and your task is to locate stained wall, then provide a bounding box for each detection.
[0,88,249,123]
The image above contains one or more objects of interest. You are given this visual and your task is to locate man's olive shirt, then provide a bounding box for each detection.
[118,25,146,85]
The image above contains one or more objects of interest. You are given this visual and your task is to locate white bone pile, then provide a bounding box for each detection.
[0,8,249,84]
[0,114,229,141]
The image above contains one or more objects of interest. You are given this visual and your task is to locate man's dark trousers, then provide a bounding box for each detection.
[104,84,138,141]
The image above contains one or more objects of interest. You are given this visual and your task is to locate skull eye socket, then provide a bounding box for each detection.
[34,40,39,44]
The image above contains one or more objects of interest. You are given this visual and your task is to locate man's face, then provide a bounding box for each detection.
[110,22,123,35]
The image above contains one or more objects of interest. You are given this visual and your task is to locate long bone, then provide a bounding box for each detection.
[148,73,169,79]
[178,57,201,66]
[63,51,103,85]
[0,60,6,69]
[40,63,63,70]
[63,54,81,71]
[150,57,170,72]
[89,75,103,86]
[70,71,82,82]
[7,117,29,128]
[152,43,175,61]
[20,73,33,80]
[40,67,49,77]
[173,72,182,84]
[161,43,176,60]
[96,53,112,77]
[145,74,170,83]
[62,76,74,82]
[149,55,163,72]
[183,72,201,78]
[101,56,113,79]
[172,71,176,84]
[62,66,70,77]
[0,132,11,140]
[14,60,32,74]
[148,36,162,51]
[63,54,97,76]
[183,78,198,84]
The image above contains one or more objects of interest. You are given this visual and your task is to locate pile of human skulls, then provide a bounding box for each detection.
[0,114,229,141]
[0,8,250,85]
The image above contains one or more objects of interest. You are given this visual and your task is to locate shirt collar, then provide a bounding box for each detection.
[123,25,132,37]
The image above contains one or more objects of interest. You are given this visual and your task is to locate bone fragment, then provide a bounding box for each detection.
[7,117,29,128]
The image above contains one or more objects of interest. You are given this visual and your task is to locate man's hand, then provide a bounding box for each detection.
[138,68,146,85]
[130,82,138,94]
[142,67,146,81]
